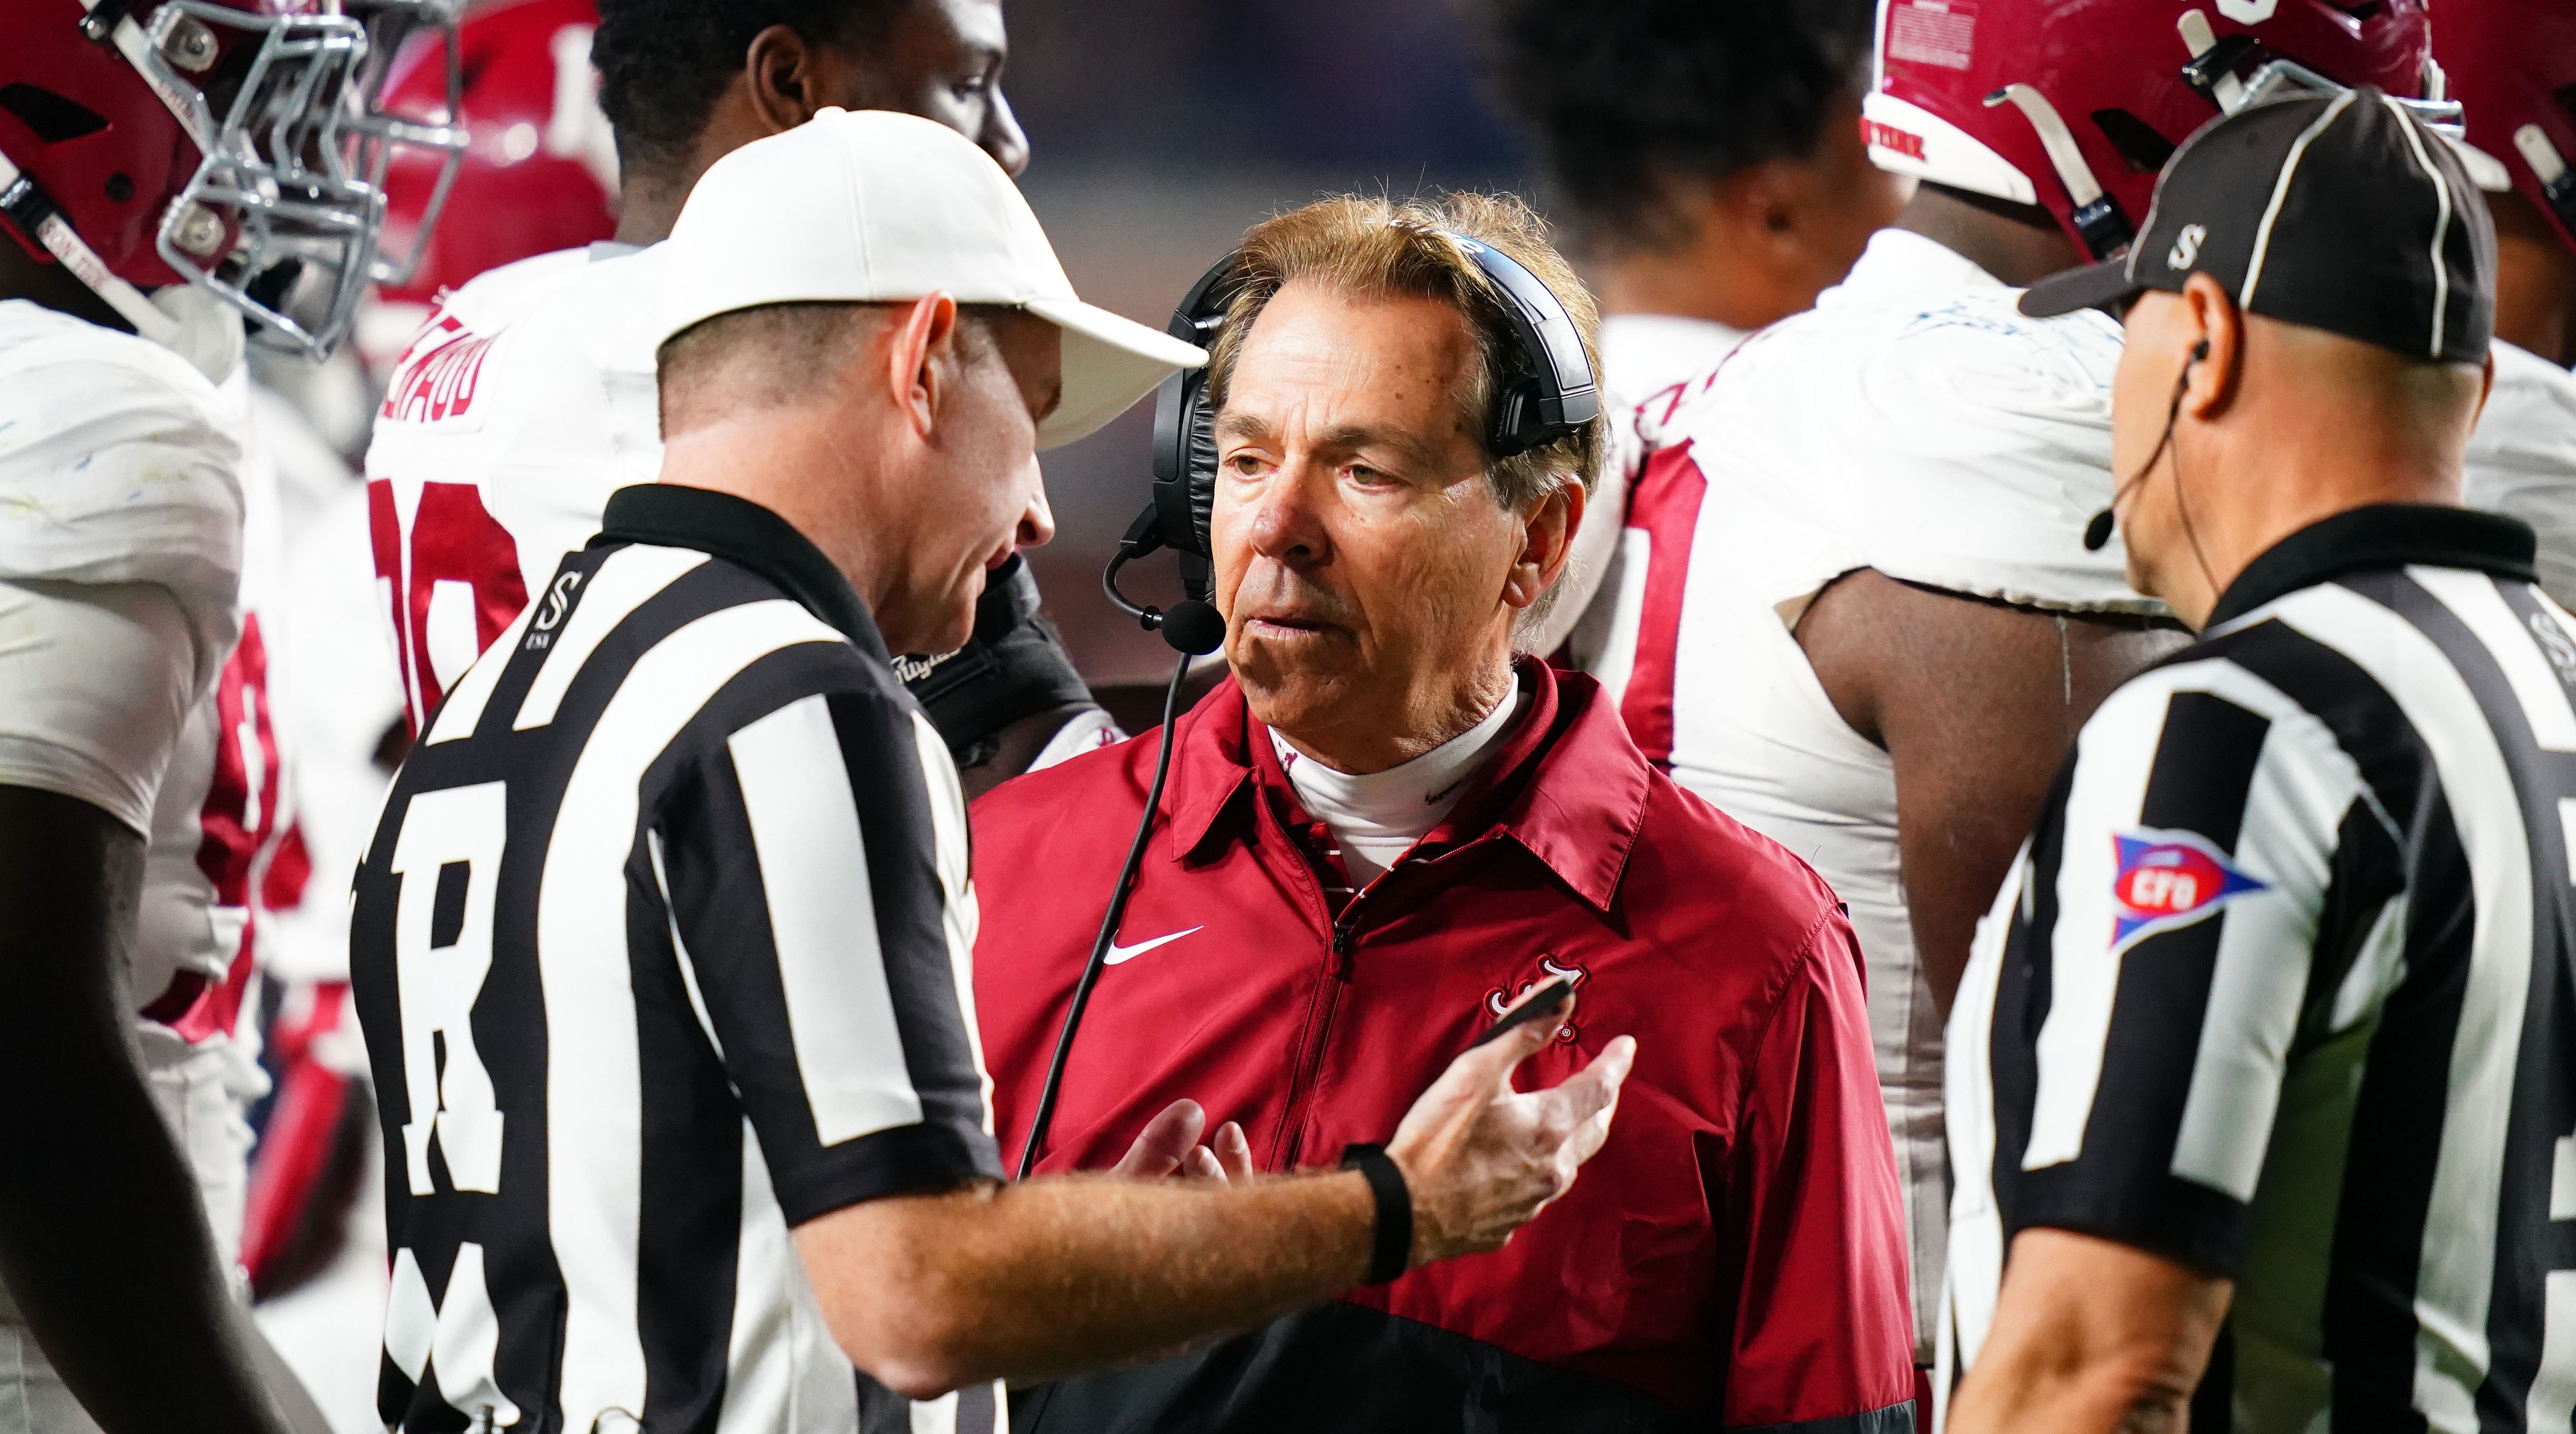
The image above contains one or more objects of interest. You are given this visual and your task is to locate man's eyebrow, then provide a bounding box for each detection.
[1313,423,1457,476]
[1214,411,1272,442]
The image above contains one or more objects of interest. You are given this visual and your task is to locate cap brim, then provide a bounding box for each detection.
[1025,297,1207,449]
[2018,258,2144,319]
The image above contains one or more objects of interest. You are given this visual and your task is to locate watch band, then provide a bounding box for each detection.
[1340,1142,1412,1285]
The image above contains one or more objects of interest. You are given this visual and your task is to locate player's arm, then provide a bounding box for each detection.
[797,999,1630,1396]
[1946,1229,2230,1434]
[1795,569,2186,1011]
[0,582,291,1434]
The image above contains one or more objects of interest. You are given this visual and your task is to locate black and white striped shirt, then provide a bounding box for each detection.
[350,484,1004,1434]
[1947,505,2576,1430]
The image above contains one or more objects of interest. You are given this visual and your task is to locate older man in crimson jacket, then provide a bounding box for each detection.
[969,192,1914,1433]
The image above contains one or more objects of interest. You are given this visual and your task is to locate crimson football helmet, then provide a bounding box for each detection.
[2437,0,2576,255]
[374,0,616,308]
[1863,0,2449,261]
[0,0,466,358]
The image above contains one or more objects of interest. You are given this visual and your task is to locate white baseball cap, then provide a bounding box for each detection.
[652,108,1206,449]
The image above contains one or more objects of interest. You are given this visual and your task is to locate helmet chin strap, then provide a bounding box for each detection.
[1984,83,2133,258]
[1,149,239,383]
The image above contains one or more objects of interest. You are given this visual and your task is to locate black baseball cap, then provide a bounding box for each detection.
[2021,87,2494,366]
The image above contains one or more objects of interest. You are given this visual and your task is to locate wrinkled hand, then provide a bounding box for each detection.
[1110,1099,1255,1184]
[1386,990,1633,1269]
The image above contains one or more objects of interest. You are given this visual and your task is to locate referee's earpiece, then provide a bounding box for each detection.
[2082,337,2213,553]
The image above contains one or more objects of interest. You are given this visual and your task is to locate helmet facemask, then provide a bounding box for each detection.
[116,0,465,359]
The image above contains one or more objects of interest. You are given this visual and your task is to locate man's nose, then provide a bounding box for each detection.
[1016,458,1055,549]
[981,90,1031,178]
[1246,464,1328,565]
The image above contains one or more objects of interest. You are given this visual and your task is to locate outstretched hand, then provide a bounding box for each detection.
[1386,989,1634,1268]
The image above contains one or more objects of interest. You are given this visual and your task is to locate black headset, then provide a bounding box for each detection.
[1017,231,1603,1180]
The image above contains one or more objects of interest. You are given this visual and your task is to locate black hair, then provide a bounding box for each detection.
[1480,0,1875,252]
[591,0,911,178]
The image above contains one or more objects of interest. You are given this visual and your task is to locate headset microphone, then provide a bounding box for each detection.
[2082,340,2207,553]
[1016,230,1600,1179]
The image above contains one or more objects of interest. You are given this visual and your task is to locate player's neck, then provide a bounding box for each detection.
[1894,183,2084,289]
[613,173,684,248]
[1594,244,1797,333]
[0,236,132,331]
[2493,194,2576,367]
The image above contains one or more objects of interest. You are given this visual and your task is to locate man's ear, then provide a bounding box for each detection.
[1505,478,1584,610]
[743,24,829,135]
[2178,271,2243,420]
[885,294,962,441]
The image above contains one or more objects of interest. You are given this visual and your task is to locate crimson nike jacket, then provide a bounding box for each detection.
[969,662,1914,1433]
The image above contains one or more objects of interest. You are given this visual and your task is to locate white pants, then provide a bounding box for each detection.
[0,1025,266,1434]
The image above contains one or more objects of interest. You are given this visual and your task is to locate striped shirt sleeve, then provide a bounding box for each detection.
[653,679,1001,1225]
[1991,656,2398,1276]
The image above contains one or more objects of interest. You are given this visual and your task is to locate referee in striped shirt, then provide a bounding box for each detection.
[1944,89,2576,1430]
[346,111,1634,1434]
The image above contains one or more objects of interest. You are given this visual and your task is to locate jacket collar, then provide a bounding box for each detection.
[595,483,892,663]
[1163,659,1652,913]
[2205,502,2538,629]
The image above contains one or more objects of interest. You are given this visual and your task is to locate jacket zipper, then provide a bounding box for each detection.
[1274,893,1368,1170]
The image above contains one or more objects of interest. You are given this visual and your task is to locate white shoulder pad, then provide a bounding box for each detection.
[0,301,244,677]
[1667,286,2167,616]
[2463,340,2576,608]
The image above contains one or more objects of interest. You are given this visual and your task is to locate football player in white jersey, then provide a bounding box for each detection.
[0,0,454,1430]
[1481,0,1901,413]
[1482,0,1905,667]
[1552,0,2447,1394]
[2442,0,2576,609]
[366,0,1107,796]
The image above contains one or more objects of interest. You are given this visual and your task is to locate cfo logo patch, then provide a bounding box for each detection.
[2110,830,2267,951]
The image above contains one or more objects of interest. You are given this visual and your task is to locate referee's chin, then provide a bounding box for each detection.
[883,580,982,660]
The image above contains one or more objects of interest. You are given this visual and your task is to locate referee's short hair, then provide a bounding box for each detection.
[1478,0,1876,253]
[656,299,1016,439]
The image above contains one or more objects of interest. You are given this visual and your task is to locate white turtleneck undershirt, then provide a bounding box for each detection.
[1269,685,1529,887]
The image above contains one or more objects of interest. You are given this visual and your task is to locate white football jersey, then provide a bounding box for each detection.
[363,241,663,731]
[2463,338,2576,608]
[0,301,243,836]
[1587,231,2166,1363]
[0,303,284,1338]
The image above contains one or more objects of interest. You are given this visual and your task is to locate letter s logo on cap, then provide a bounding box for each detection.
[2110,829,2268,951]
[2168,224,2207,271]
[2217,0,2278,20]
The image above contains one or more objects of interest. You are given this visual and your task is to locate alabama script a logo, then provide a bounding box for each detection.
[2108,828,2268,953]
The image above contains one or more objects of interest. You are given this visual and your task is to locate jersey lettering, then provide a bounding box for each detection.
[388,781,510,1196]
[384,1244,522,1428]
[371,479,532,735]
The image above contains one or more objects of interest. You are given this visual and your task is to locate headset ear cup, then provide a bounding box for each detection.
[1185,381,1217,558]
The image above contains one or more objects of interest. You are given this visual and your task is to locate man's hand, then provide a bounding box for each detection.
[1111,1099,1253,1184]
[1387,989,1635,1266]
[796,994,1635,1397]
